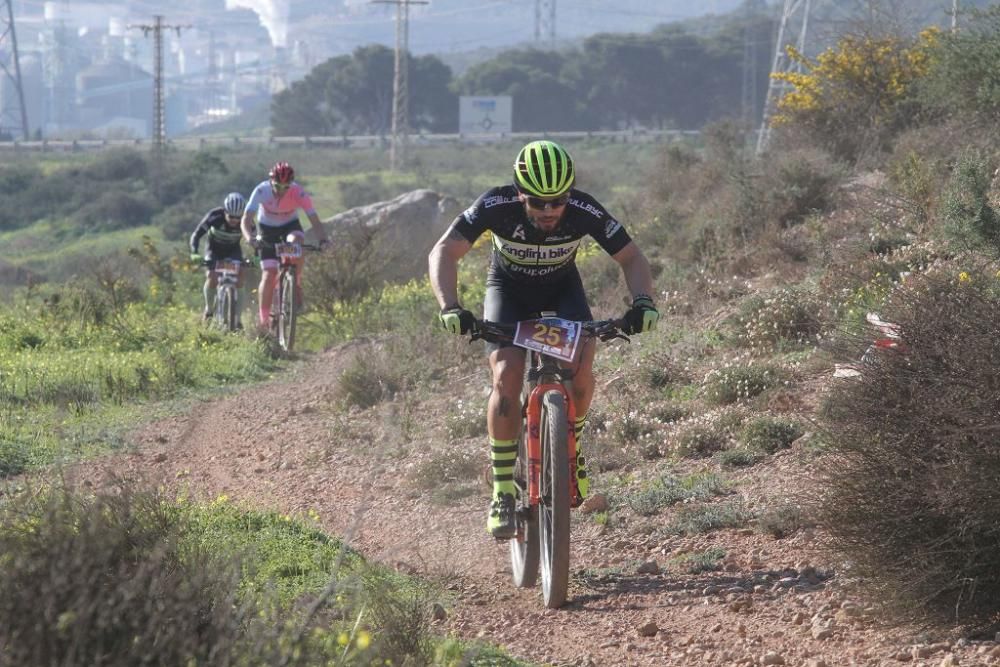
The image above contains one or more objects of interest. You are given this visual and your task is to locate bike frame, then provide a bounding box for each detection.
[524,357,578,507]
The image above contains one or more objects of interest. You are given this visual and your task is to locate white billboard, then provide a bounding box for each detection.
[459,96,512,135]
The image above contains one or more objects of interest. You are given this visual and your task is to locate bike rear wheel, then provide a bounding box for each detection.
[277,268,297,351]
[539,389,571,608]
[510,423,540,588]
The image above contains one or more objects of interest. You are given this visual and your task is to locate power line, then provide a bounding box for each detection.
[535,0,555,41]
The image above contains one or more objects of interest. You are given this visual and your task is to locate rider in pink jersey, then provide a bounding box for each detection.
[240,161,330,329]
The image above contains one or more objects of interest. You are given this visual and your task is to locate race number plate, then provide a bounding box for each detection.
[275,242,302,259]
[513,317,582,363]
[216,259,242,274]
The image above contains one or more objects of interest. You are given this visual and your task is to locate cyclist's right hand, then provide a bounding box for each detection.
[190,253,202,264]
[439,306,475,335]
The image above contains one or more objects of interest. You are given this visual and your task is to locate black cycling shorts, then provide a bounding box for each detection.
[205,245,243,264]
[258,219,303,262]
[482,268,593,352]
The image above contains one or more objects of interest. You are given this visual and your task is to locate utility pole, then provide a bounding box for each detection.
[372,0,427,171]
[755,0,812,156]
[0,0,29,140]
[952,0,958,31]
[535,0,556,42]
[128,16,189,154]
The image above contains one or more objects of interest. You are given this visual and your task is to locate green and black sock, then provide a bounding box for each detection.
[490,437,518,498]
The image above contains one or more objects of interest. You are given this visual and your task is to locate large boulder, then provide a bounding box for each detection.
[323,189,462,284]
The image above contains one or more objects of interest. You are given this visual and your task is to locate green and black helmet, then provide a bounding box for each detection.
[513,140,575,198]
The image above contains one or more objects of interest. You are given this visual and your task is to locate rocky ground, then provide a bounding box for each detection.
[71,343,1000,667]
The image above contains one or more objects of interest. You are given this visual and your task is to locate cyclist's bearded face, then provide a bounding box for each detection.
[225,214,241,228]
[521,193,569,232]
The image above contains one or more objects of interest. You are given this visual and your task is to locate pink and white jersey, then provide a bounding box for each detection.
[245,180,317,227]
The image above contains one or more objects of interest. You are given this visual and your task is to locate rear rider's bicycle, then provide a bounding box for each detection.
[256,237,320,352]
[202,257,255,332]
[471,315,628,608]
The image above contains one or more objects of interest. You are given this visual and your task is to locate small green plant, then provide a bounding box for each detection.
[757,502,808,539]
[739,415,804,454]
[444,399,488,441]
[716,447,763,468]
[668,421,730,459]
[622,472,728,516]
[702,363,781,405]
[667,499,751,535]
[940,149,1000,256]
[336,345,406,409]
[736,287,825,352]
[669,546,726,574]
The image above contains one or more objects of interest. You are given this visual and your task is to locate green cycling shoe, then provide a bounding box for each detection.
[487,492,516,540]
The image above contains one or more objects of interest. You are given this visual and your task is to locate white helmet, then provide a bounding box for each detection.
[223,192,246,217]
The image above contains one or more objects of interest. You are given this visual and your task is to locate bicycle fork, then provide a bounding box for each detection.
[524,382,579,506]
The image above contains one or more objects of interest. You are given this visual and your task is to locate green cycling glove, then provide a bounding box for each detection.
[439,306,475,335]
[623,295,659,334]
[190,253,202,264]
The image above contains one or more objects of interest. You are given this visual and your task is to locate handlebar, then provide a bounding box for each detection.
[253,236,324,252]
[200,257,257,268]
[470,318,630,345]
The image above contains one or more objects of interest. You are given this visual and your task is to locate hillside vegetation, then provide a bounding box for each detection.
[5,6,1000,663]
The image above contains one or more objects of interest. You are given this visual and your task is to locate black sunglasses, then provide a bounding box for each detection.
[524,194,570,209]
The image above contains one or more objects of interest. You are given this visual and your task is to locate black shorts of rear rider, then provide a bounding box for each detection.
[482,268,593,354]
[204,245,243,265]
[257,219,303,263]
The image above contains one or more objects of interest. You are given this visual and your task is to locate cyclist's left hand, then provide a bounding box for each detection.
[439,306,475,335]
[190,253,202,264]
[622,295,659,334]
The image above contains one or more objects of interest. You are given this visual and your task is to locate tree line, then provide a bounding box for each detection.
[271,14,775,136]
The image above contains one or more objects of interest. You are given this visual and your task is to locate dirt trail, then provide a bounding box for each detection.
[72,345,999,667]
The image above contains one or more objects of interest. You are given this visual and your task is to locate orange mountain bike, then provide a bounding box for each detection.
[471,315,628,608]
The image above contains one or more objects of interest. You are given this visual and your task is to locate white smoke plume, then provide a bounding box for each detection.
[225,0,291,48]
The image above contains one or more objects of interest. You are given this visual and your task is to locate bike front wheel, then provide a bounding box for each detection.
[219,285,237,332]
[539,389,571,608]
[510,423,540,588]
[277,268,297,351]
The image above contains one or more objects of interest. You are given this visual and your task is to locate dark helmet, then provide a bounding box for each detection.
[269,161,294,185]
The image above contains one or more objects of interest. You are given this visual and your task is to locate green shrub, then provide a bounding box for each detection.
[622,472,728,516]
[668,420,730,459]
[716,447,763,469]
[939,149,1000,257]
[337,348,405,409]
[819,271,1000,630]
[702,363,781,405]
[757,503,808,539]
[669,546,726,574]
[667,499,750,535]
[735,287,825,351]
[739,415,804,454]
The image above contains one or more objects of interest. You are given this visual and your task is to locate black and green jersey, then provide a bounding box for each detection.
[190,206,243,256]
[448,185,632,283]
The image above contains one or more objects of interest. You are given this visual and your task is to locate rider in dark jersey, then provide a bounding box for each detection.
[428,140,659,539]
[190,192,247,326]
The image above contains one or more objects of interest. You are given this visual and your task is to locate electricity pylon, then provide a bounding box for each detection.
[0,0,29,140]
[128,15,190,153]
[535,0,556,41]
[756,0,812,156]
[372,0,427,171]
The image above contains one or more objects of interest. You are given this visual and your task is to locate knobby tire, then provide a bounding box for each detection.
[539,390,570,608]
[510,416,540,588]
[221,286,237,332]
[278,268,296,352]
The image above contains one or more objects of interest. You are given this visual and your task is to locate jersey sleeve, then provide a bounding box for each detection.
[448,188,499,243]
[577,194,632,256]
[190,211,212,252]
[245,183,265,214]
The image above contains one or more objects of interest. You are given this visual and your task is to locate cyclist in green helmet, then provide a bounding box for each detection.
[428,139,659,539]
